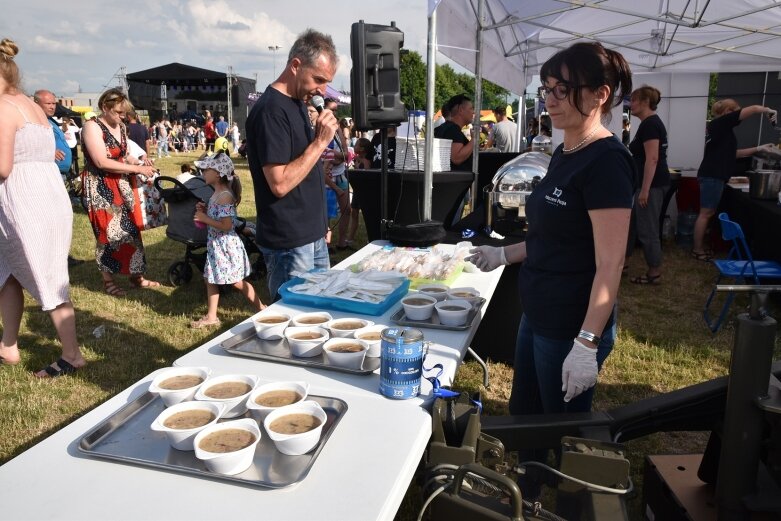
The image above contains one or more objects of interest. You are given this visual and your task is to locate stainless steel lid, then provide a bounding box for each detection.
[489,151,551,208]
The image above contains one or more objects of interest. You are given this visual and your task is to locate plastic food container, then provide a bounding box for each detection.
[246,381,310,421]
[263,401,327,456]
[323,338,367,369]
[148,366,211,407]
[193,418,261,475]
[194,374,259,418]
[284,326,329,357]
[253,312,291,340]
[150,400,225,451]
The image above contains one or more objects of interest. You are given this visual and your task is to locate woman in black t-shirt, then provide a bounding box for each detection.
[468,42,634,414]
[692,99,777,261]
[627,85,669,285]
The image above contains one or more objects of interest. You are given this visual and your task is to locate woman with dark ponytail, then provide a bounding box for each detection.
[468,40,636,499]
[469,42,634,420]
[627,85,669,285]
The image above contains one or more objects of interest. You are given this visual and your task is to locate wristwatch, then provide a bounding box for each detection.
[577,329,601,346]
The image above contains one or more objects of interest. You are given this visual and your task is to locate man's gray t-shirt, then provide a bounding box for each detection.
[492,119,518,153]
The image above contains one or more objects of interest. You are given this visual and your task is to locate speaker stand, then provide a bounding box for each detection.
[380,127,389,240]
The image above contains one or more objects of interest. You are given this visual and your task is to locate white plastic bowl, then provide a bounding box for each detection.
[353,324,387,358]
[323,338,367,369]
[263,401,327,456]
[194,418,261,475]
[416,283,450,302]
[435,299,471,327]
[253,312,291,340]
[325,317,374,338]
[291,311,333,328]
[401,294,437,321]
[246,381,310,422]
[284,326,329,357]
[150,400,225,451]
[446,286,481,306]
[148,366,211,407]
[194,374,259,418]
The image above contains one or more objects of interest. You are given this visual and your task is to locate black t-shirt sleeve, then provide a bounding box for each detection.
[443,124,468,145]
[256,109,292,166]
[641,118,664,142]
[581,149,636,210]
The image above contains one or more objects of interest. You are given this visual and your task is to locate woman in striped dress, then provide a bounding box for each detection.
[0,37,86,377]
[81,88,159,296]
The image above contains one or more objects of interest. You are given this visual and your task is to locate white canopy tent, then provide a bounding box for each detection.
[420,0,781,219]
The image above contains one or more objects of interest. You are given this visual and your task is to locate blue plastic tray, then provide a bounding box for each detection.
[278,276,410,316]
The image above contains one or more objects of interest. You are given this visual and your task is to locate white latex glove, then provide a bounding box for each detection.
[561,339,598,402]
[465,246,508,272]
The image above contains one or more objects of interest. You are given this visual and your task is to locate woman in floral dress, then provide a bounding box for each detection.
[81,88,159,296]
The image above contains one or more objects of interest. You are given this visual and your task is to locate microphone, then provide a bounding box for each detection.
[310,95,343,155]
[311,95,325,114]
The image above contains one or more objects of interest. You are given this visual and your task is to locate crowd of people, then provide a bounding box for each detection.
[1,32,778,510]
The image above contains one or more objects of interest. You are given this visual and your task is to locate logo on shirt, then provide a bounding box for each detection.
[545,187,567,207]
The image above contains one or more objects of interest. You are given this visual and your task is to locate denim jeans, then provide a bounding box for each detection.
[508,313,616,498]
[509,314,615,416]
[259,238,330,300]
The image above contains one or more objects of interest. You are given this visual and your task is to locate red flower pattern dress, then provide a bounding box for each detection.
[82,119,147,275]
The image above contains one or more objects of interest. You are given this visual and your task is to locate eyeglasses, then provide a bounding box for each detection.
[540,83,585,101]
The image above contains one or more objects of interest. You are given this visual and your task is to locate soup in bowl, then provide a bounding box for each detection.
[325,317,374,338]
[416,283,450,302]
[352,324,388,358]
[434,299,471,327]
[323,338,367,369]
[194,374,259,418]
[150,400,225,451]
[253,312,292,340]
[246,380,310,421]
[194,418,261,475]
[291,311,333,328]
[263,400,327,456]
[148,366,211,407]
[401,294,437,321]
[446,287,481,306]
[284,326,329,357]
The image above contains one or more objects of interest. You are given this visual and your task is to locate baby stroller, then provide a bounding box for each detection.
[154,175,266,286]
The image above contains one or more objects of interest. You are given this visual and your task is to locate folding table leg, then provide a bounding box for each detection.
[466,347,489,388]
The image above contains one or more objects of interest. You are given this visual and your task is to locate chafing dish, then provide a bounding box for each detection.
[484,151,550,235]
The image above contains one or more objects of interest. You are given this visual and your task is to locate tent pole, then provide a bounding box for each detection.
[423,4,438,221]
[471,0,485,210]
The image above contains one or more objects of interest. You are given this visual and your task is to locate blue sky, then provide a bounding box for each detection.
[6,0,430,95]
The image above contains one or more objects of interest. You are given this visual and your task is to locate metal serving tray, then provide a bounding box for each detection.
[390,298,486,331]
[220,325,381,375]
[78,392,347,488]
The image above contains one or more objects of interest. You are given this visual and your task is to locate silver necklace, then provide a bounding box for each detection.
[562,125,601,153]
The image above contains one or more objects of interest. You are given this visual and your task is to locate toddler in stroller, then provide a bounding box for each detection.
[154,171,265,286]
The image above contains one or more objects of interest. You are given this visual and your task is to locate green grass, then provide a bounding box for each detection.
[2,156,780,520]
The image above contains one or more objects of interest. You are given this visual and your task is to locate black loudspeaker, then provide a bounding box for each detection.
[350,20,407,131]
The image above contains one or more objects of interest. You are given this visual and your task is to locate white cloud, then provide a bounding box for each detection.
[30,36,89,55]
[60,79,81,93]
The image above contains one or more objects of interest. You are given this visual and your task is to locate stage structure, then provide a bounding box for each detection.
[127,63,256,131]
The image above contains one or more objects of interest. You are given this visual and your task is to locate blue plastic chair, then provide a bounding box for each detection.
[703,213,781,332]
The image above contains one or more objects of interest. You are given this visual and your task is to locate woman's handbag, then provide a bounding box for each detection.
[136,172,168,230]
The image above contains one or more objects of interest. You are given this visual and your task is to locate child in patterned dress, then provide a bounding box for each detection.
[190,151,265,328]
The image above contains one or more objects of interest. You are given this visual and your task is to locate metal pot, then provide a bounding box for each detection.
[748,169,781,200]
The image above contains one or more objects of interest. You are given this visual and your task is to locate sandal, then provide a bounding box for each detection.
[631,274,661,285]
[190,317,221,329]
[103,280,127,297]
[35,357,79,378]
[130,276,161,288]
[690,250,713,262]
